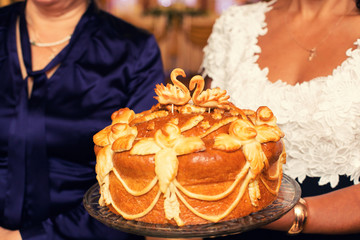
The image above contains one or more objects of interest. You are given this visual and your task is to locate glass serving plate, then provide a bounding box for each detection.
[83,174,301,238]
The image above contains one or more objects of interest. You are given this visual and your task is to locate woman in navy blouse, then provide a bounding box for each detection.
[0,0,165,239]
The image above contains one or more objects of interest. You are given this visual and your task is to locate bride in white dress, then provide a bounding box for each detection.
[201,0,360,238]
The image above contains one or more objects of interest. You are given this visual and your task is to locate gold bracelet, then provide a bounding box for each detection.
[288,198,308,235]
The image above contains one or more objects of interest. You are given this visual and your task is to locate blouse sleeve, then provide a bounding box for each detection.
[201,12,229,90]
[201,2,272,91]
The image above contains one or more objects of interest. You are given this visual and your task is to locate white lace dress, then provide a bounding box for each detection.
[201,0,360,189]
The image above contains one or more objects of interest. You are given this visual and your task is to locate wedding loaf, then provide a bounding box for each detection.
[94,68,286,226]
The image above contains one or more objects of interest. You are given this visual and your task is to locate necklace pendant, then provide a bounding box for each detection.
[308,48,316,61]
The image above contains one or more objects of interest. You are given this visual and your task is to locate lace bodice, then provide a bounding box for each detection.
[201,0,360,188]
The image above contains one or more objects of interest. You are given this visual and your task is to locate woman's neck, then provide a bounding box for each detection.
[25,0,89,38]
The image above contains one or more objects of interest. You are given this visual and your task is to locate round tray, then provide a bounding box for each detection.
[83,174,300,238]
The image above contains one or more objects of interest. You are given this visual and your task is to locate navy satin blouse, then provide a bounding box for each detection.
[0,1,164,239]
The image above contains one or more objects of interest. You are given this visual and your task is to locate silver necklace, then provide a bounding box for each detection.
[286,7,353,61]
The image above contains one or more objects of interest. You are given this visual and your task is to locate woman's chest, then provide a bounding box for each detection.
[256,29,358,85]
[255,9,360,85]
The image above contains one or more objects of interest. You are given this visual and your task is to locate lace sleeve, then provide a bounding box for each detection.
[201,2,274,90]
[201,10,230,90]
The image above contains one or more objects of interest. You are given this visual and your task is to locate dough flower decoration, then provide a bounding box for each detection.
[213,107,283,176]
[154,68,191,106]
[93,108,138,205]
[130,122,206,225]
[189,75,230,109]
[213,107,284,206]
[93,108,137,147]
